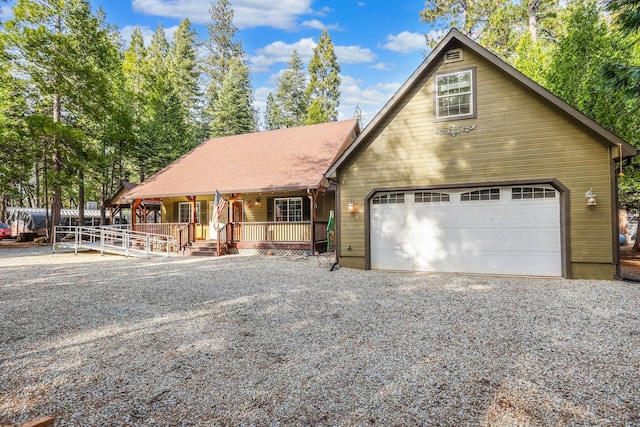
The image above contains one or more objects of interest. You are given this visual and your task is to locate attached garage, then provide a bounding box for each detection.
[325,29,637,280]
[369,185,562,276]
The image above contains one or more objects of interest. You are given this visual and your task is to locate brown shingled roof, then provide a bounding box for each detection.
[126,120,359,200]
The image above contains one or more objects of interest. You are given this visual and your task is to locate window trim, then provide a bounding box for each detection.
[460,188,500,202]
[274,197,303,222]
[511,187,557,200]
[178,201,201,223]
[434,66,477,122]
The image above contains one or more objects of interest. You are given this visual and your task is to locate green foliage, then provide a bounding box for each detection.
[305,30,341,125]
[265,49,308,130]
[209,59,256,137]
[204,0,244,112]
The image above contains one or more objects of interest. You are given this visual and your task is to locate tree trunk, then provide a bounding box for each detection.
[528,0,539,42]
[78,171,85,227]
[49,93,62,242]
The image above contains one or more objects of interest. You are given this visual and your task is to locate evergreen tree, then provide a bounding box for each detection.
[305,30,341,124]
[122,27,148,182]
[275,49,308,128]
[264,92,282,130]
[6,0,124,237]
[204,0,244,113]
[0,33,30,220]
[169,19,201,128]
[352,104,365,129]
[204,0,255,137]
[141,24,192,176]
[209,59,256,137]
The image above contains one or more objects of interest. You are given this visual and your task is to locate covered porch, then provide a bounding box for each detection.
[130,189,335,256]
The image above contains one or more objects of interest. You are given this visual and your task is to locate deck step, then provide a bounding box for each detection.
[184,240,219,257]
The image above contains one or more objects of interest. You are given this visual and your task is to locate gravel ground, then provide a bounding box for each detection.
[1,246,639,426]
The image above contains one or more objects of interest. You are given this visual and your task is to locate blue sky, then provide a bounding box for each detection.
[2,0,437,126]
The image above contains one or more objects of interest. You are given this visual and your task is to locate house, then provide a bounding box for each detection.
[325,29,636,280]
[125,120,360,255]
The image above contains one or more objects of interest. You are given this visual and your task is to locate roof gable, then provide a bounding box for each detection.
[326,28,635,178]
[126,120,359,200]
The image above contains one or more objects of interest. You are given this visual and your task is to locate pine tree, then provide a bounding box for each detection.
[204,0,255,137]
[204,0,244,112]
[209,59,256,137]
[6,0,124,237]
[275,49,308,128]
[305,30,341,124]
[264,92,282,130]
[122,27,149,182]
[169,19,201,128]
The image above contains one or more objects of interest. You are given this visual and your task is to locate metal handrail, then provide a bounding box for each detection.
[53,225,178,258]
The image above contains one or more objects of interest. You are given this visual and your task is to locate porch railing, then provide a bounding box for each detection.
[132,220,329,248]
[133,222,190,249]
[233,221,328,243]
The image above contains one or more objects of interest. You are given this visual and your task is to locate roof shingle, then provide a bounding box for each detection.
[126,120,358,200]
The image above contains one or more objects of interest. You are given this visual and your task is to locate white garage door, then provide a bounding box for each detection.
[370,186,562,276]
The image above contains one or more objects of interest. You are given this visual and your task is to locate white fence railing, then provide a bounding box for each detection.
[52,225,177,258]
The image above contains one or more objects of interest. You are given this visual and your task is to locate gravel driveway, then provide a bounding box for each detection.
[1,247,639,426]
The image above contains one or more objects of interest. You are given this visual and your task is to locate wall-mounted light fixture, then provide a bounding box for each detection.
[255,198,261,207]
[246,200,252,208]
[586,188,597,206]
[348,200,355,213]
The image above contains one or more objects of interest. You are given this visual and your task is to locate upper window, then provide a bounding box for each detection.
[178,202,201,223]
[275,197,303,222]
[435,69,475,121]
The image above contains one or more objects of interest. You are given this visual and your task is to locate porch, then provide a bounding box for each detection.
[132,221,329,256]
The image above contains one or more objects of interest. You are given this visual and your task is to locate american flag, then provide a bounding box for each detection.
[213,190,227,229]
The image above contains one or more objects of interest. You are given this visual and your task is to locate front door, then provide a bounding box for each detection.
[233,200,243,240]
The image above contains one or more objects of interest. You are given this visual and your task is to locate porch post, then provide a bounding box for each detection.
[132,199,142,228]
[308,189,315,254]
[186,196,196,242]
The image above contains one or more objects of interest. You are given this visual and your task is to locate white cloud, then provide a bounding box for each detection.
[131,0,313,30]
[337,75,401,123]
[369,62,393,71]
[249,38,316,72]
[1,5,14,21]
[250,38,376,72]
[120,24,180,48]
[382,31,425,53]
[300,19,342,31]
[335,45,376,64]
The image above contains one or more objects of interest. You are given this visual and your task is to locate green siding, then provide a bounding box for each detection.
[337,48,615,278]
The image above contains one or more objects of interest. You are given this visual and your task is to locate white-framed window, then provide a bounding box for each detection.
[415,191,451,203]
[178,202,201,223]
[512,187,556,200]
[372,193,405,204]
[435,68,475,120]
[460,188,500,202]
[274,197,303,222]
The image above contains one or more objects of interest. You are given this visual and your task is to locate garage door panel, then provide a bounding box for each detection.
[370,186,562,276]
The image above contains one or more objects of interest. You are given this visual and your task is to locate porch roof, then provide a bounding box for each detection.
[126,120,359,200]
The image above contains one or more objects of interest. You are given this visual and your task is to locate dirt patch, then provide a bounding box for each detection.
[619,245,640,281]
[0,239,44,249]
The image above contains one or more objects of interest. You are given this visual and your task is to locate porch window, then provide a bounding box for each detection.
[178,202,201,223]
[274,197,303,222]
[435,68,475,120]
